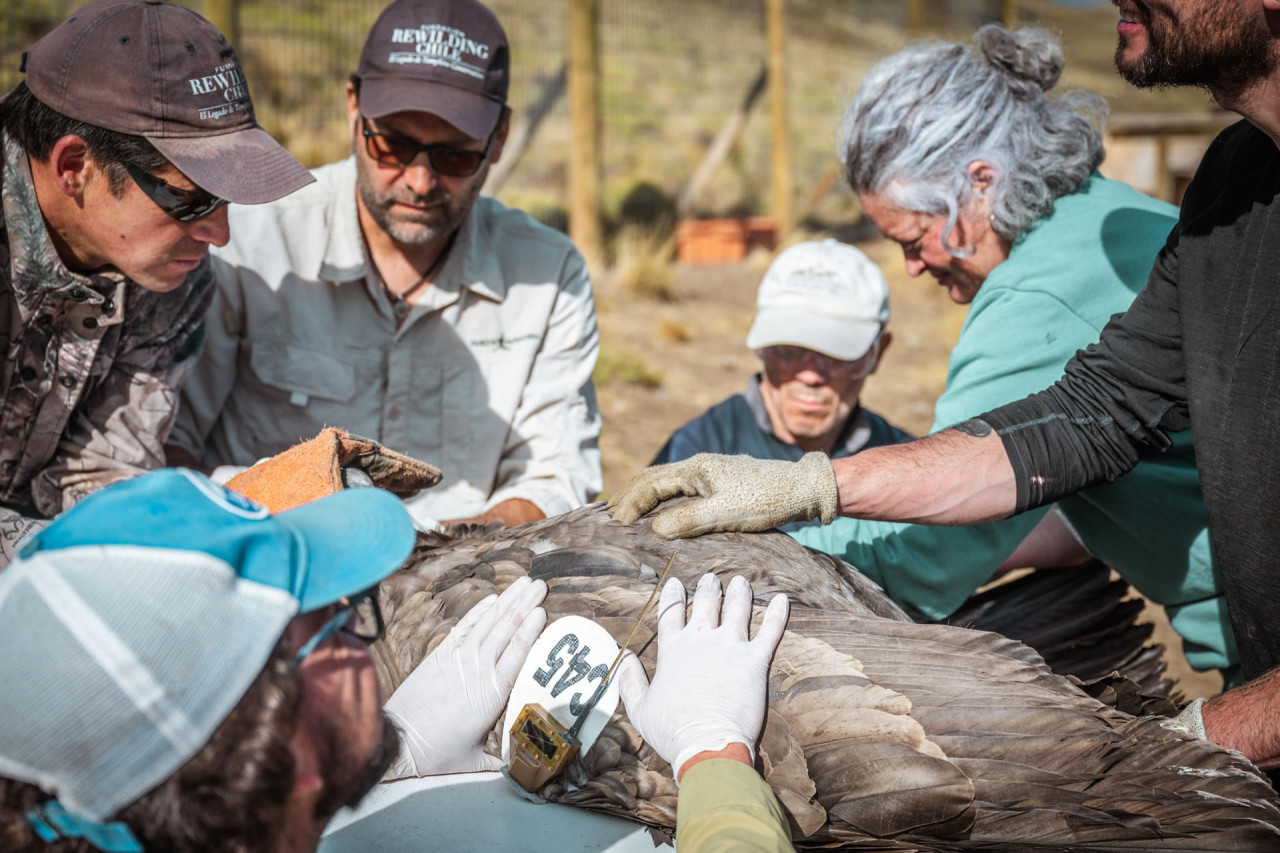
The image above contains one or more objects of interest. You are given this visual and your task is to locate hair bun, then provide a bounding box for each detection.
[975,25,1063,94]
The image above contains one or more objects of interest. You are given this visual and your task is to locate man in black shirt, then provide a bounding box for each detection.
[611,0,1280,771]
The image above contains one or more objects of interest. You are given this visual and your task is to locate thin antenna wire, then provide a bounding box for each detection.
[566,554,678,742]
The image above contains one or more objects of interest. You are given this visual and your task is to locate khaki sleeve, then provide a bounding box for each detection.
[486,247,602,516]
[676,760,795,853]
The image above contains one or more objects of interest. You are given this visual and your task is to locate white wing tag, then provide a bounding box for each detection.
[501,615,621,763]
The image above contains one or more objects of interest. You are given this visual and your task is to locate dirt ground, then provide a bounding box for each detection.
[591,236,1222,700]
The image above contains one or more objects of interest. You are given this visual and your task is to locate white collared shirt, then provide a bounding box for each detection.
[171,157,602,523]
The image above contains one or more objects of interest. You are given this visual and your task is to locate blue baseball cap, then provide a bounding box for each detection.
[0,468,415,847]
[18,467,416,612]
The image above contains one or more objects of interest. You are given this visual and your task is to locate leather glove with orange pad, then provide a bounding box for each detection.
[226,427,442,513]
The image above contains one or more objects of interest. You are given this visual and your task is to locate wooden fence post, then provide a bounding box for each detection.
[908,0,927,33]
[767,0,793,240]
[204,0,239,48]
[568,0,602,266]
[1002,0,1018,28]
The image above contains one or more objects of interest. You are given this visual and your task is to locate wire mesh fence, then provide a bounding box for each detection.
[0,0,1165,230]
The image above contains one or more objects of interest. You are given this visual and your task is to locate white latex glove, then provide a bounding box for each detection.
[383,576,548,778]
[609,452,838,539]
[617,573,789,778]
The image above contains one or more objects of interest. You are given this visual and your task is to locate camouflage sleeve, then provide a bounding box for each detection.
[0,509,45,570]
[30,267,215,515]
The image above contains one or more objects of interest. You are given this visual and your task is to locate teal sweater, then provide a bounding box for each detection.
[793,175,1238,680]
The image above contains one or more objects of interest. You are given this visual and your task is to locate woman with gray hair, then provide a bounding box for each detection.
[843,25,1107,288]
[791,26,1239,687]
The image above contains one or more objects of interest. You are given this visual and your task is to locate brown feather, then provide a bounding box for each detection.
[371,503,1280,850]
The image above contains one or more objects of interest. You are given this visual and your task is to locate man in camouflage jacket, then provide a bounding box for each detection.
[0,0,312,563]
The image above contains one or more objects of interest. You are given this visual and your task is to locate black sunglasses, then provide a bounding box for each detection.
[124,161,229,222]
[361,116,496,178]
[290,590,385,668]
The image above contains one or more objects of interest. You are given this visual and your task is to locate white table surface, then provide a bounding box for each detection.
[319,771,666,852]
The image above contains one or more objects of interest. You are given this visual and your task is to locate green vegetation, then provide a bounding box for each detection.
[593,343,663,389]
[611,224,678,302]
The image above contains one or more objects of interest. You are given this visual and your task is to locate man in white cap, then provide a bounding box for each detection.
[652,240,909,510]
[168,0,602,531]
[0,0,314,565]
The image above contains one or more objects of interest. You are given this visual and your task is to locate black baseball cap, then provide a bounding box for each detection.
[22,0,313,204]
[355,0,509,140]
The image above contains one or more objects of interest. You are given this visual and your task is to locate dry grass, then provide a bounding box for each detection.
[656,316,691,343]
[611,225,679,302]
[593,343,665,390]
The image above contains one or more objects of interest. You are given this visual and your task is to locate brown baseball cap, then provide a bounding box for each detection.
[356,0,509,141]
[22,0,313,204]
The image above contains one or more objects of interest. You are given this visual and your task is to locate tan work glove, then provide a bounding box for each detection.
[609,452,839,539]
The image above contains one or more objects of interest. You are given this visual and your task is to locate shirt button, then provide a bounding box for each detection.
[58,375,76,389]
[37,314,52,326]
[102,299,115,314]
[69,287,90,302]
[19,366,36,382]
[83,317,99,330]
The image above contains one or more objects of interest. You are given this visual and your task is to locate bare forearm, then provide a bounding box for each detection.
[677,742,752,782]
[1202,668,1280,768]
[444,498,546,528]
[833,421,1018,525]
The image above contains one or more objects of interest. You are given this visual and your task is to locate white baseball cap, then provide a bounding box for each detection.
[746,239,889,361]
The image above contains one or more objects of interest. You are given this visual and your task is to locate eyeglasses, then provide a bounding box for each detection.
[124,161,229,222]
[761,339,881,380]
[361,116,496,178]
[290,590,385,668]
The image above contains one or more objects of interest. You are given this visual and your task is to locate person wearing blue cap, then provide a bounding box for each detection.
[0,468,549,852]
[0,463,800,852]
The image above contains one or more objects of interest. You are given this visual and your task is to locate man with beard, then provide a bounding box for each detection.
[610,3,1280,774]
[1,465,796,852]
[0,468,551,851]
[167,0,602,531]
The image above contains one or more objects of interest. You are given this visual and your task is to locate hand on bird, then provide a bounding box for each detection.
[617,573,789,780]
[383,576,548,778]
[608,452,839,539]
